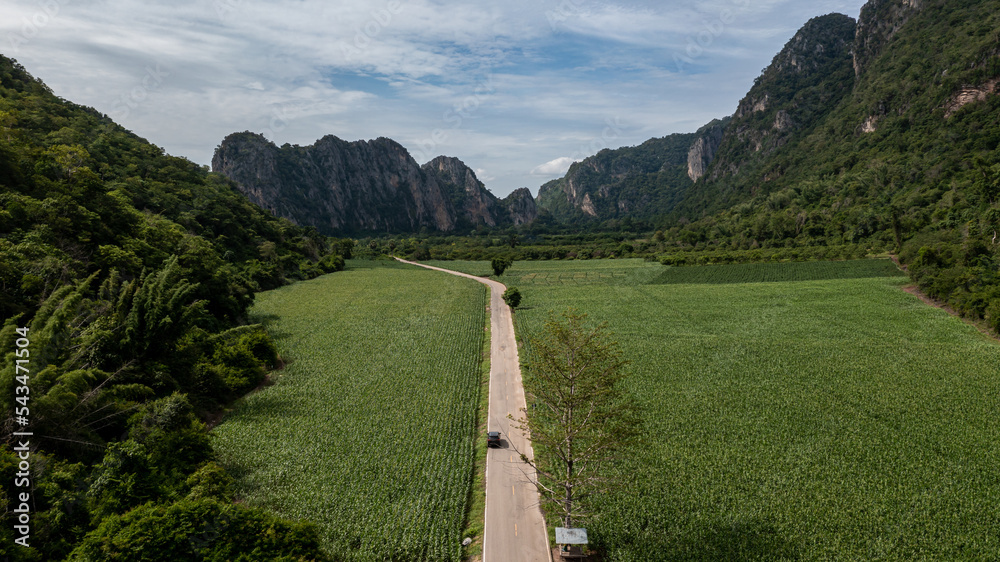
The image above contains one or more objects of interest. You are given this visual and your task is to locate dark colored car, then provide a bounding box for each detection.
[487,431,501,448]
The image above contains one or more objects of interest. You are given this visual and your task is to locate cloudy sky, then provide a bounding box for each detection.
[2,0,867,197]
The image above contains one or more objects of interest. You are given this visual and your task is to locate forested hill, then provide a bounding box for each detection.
[0,55,337,560]
[534,0,1000,333]
[538,0,1000,237]
[664,0,1000,331]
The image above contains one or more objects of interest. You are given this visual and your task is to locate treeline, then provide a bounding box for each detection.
[355,231,651,262]
[657,244,879,266]
[0,56,338,560]
[363,206,1000,338]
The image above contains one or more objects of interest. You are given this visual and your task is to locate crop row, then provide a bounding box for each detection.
[509,259,1000,561]
[212,263,487,561]
[651,258,906,285]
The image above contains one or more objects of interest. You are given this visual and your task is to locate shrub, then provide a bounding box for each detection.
[503,287,522,309]
[492,256,513,276]
[988,299,1000,335]
[68,498,330,562]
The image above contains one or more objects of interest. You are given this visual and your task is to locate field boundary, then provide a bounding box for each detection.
[650,258,906,285]
[902,284,1000,343]
[460,298,491,561]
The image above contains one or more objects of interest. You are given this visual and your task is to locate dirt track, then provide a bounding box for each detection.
[395,259,550,562]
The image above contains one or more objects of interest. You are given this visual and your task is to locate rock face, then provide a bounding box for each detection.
[687,121,726,181]
[502,188,539,226]
[944,78,1000,118]
[422,156,503,228]
[852,0,923,77]
[213,132,534,234]
[706,13,857,182]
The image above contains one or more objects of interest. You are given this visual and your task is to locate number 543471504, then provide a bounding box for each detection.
[14,327,30,410]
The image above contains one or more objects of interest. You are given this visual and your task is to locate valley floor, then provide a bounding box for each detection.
[213,257,1000,561]
[429,258,1000,561]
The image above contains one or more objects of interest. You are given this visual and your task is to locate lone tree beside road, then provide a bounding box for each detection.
[502,287,522,309]
[512,310,639,528]
[491,256,513,277]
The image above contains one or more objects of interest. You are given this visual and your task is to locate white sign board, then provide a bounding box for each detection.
[555,527,588,545]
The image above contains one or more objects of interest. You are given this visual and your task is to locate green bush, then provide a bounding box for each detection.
[492,256,513,276]
[67,498,330,562]
[503,287,522,309]
[207,327,278,394]
[185,462,234,502]
[987,299,1000,335]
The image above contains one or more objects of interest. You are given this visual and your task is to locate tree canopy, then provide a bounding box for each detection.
[513,310,639,527]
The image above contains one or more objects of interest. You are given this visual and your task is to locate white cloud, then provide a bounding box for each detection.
[474,168,495,183]
[532,156,578,177]
[0,0,869,197]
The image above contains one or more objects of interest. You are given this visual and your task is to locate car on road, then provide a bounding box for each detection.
[487,431,501,447]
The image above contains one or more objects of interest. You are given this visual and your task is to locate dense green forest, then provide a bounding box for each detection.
[0,55,345,560]
[659,0,1000,334]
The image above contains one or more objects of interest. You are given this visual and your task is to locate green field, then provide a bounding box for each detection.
[435,258,1000,560]
[651,259,905,284]
[211,260,487,561]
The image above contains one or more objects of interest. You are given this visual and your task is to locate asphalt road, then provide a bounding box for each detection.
[396,259,550,562]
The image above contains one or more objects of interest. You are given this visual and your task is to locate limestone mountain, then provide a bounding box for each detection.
[680,12,858,215]
[703,14,857,180]
[851,0,923,77]
[674,0,997,235]
[536,12,857,223]
[422,156,537,229]
[213,133,535,235]
[503,187,539,226]
[535,121,725,222]
[535,0,999,232]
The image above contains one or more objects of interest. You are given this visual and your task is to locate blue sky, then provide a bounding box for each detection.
[2,0,868,197]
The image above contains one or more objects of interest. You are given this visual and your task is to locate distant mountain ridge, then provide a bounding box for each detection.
[537,12,860,221]
[535,123,714,222]
[212,0,999,247]
[213,132,536,235]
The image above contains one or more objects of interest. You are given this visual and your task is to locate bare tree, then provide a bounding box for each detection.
[511,309,639,528]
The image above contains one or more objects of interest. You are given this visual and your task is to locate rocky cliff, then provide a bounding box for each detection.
[852,0,923,77]
[502,188,539,226]
[535,132,699,222]
[421,156,504,228]
[687,120,726,181]
[213,133,535,234]
[704,13,857,184]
